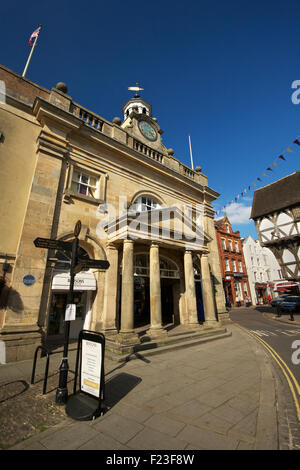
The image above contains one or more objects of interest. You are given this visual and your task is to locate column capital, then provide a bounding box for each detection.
[150,241,160,248]
[106,242,118,251]
[123,239,134,245]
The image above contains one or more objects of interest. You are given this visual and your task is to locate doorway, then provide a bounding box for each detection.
[161,279,174,325]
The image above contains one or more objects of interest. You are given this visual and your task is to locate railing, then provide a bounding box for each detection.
[72,103,105,132]
[180,163,195,180]
[31,345,52,395]
[71,103,201,182]
[133,139,164,164]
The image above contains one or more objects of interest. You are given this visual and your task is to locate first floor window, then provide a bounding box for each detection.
[225,258,230,271]
[71,170,98,197]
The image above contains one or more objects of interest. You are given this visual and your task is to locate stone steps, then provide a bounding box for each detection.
[105,327,232,362]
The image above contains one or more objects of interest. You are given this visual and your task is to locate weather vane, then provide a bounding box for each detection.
[128,82,144,97]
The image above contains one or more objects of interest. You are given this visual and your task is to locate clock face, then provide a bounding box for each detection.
[138,120,157,141]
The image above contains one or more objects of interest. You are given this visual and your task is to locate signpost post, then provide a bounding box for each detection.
[33,220,110,405]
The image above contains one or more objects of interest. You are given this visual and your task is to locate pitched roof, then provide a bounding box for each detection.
[250,171,300,219]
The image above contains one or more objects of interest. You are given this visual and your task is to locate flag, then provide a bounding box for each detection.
[257,177,262,182]
[279,155,286,160]
[29,26,41,46]
[262,173,267,177]
[293,139,300,146]
[266,167,272,171]
[286,148,293,152]
[273,161,277,167]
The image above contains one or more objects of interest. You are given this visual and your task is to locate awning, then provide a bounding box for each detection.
[52,270,97,291]
[255,283,267,288]
[275,287,290,292]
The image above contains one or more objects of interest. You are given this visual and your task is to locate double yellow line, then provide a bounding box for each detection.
[240,326,300,422]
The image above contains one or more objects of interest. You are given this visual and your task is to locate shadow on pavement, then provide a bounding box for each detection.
[104,372,141,409]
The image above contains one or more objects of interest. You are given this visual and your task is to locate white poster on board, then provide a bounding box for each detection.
[81,339,102,398]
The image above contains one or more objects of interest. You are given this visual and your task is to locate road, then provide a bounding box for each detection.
[229,306,300,426]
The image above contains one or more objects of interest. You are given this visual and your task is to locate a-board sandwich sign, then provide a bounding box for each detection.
[66,330,105,421]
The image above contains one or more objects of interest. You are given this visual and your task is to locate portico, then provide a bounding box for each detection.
[101,209,219,348]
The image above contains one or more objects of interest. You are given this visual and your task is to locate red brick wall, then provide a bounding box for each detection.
[215,218,251,305]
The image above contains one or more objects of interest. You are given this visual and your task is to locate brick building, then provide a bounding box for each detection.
[215,216,251,306]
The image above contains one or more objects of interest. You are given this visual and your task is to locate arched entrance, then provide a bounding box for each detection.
[48,246,97,341]
[133,253,180,327]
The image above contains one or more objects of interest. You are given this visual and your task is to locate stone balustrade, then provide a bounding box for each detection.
[70,99,207,186]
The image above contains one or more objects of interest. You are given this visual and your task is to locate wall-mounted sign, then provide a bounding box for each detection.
[22,274,36,286]
[52,270,97,291]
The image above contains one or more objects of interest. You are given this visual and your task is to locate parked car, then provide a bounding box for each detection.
[278,297,300,320]
[270,295,294,307]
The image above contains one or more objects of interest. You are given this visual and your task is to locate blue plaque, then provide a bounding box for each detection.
[23,274,35,286]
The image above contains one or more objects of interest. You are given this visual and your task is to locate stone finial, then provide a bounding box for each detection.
[56,82,68,94]
[195,166,202,172]
[112,117,122,125]
[167,148,174,156]
[152,117,157,122]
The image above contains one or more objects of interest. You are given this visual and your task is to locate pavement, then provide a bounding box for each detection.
[0,319,300,451]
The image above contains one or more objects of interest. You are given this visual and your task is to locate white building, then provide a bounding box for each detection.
[242,236,283,304]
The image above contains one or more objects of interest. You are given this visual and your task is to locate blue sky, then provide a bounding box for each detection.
[1,1,300,239]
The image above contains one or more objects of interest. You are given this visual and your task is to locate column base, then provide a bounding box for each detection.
[203,320,220,328]
[115,331,140,346]
[146,326,168,339]
[185,322,202,329]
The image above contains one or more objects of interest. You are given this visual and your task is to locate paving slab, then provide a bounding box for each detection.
[0,324,298,450]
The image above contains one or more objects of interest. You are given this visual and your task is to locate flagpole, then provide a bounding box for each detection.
[22,27,41,78]
[188,134,194,170]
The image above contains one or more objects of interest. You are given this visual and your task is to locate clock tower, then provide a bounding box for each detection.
[121,89,167,154]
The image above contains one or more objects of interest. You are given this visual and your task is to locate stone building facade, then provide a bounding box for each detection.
[215,216,250,306]
[0,64,227,363]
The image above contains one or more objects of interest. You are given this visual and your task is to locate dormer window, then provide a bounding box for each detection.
[225,224,230,233]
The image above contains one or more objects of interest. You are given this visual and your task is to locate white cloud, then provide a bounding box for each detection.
[222,202,252,224]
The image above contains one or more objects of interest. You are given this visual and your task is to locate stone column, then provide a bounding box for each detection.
[102,243,119,334]
[116,240,139,344]
[148,242,166,337]
[184,250,199,327]
[201,253,219,327]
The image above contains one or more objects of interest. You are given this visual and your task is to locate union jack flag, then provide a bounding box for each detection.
[29,26,41,46]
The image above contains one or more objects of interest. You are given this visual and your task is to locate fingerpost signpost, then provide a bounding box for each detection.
[34,220,110,405]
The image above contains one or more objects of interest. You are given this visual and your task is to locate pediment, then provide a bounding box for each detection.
[97,205,211,251]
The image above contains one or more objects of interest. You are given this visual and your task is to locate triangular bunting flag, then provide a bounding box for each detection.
[262,173,267,177]
[293,139,300,146]
[279,155,286,160]
[257,177,262,182]
[286,148,293,152]
[273,161,277,167]
[266,167,272,171]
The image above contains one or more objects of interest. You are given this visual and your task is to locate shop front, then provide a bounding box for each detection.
[49,269,96,340]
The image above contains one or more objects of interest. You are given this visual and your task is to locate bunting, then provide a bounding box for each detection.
[215,135,299,216]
